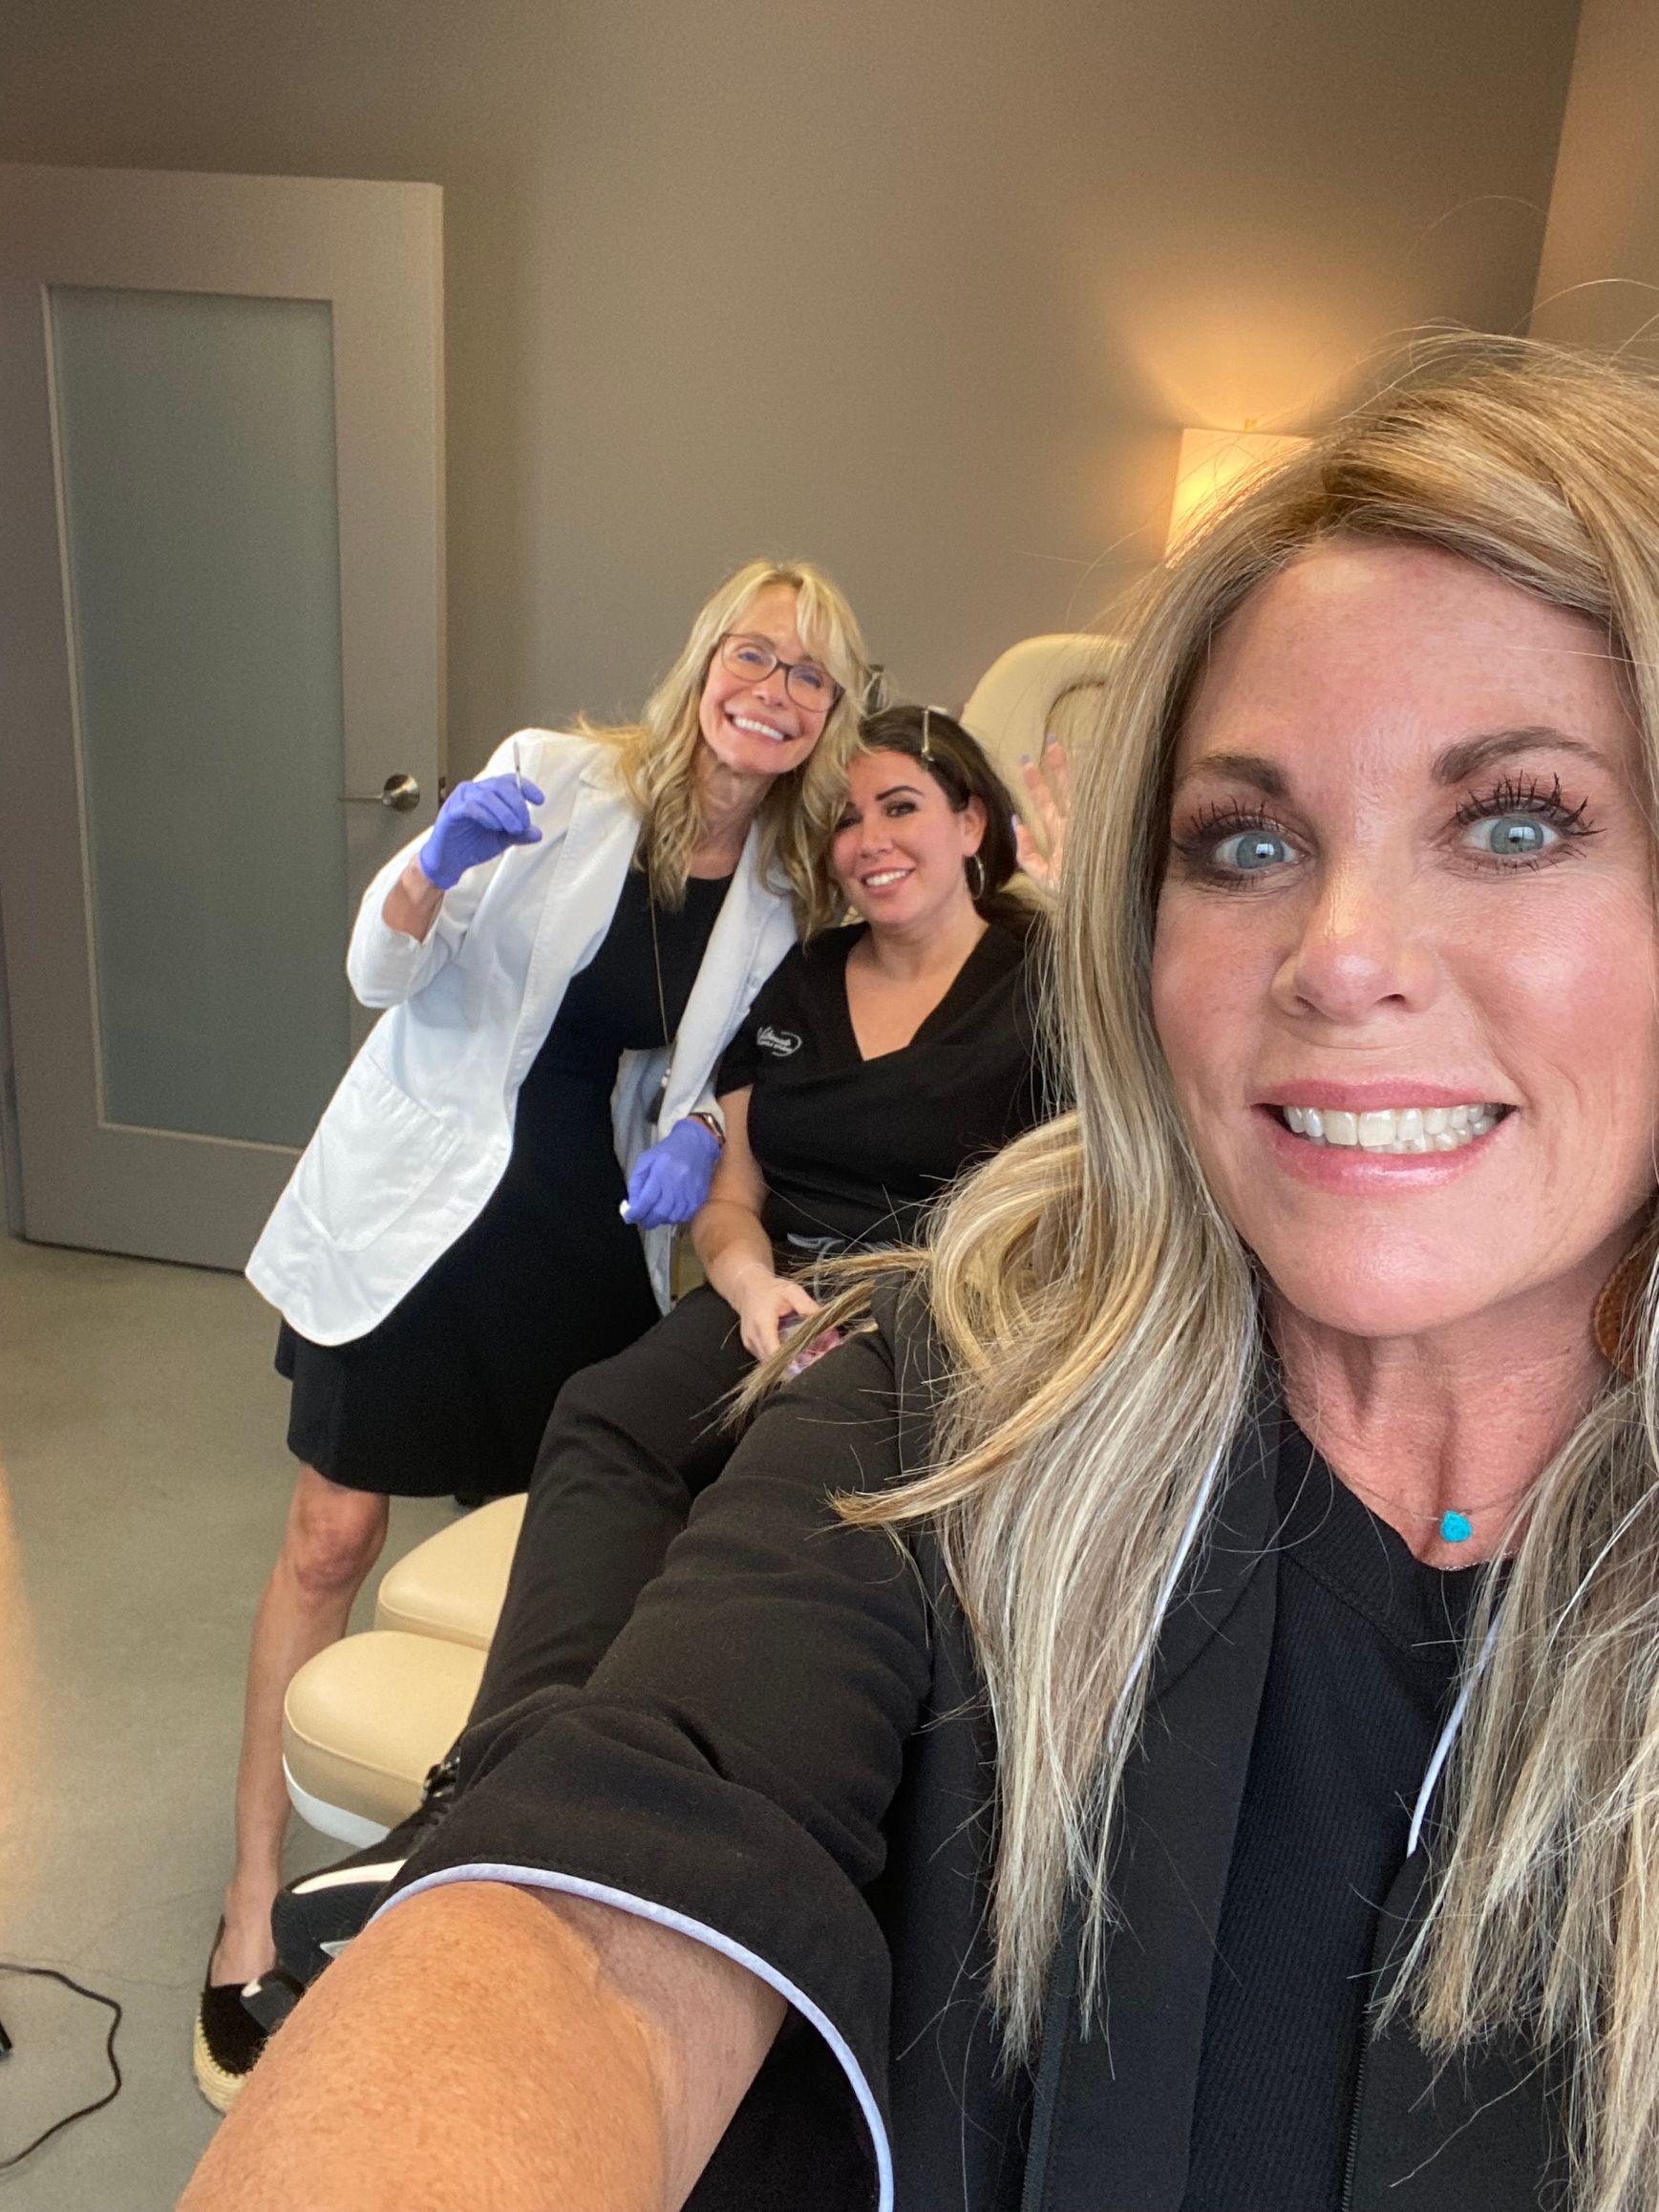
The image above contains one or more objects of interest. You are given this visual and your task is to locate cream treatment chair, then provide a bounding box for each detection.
[283,1498,522,1844]
[959,630,1117,802]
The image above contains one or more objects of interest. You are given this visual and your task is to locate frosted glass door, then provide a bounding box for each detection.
[0,165,444,1268]
[53,286,351,1149]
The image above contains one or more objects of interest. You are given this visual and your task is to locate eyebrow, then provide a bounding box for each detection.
[732,629,822,662]
[1174,726,1611,798]
[873,781,925,801]
[1173,751,1287,798]
[1430,726,1610,785]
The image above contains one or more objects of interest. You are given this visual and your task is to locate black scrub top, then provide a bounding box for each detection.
[713,917,1049,1253]
[1178,1426,1486,2208]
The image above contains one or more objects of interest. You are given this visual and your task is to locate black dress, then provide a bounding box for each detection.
[276,865,732,1498]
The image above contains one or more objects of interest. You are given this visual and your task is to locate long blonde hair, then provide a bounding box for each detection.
[832,337,1659,2211]
[583,557,867,935]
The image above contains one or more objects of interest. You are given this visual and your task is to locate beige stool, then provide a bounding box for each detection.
[283,1629,484,1847]
[373,1494,525,1647]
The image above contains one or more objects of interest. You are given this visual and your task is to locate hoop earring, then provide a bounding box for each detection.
[1595,1244,1648,1380]
[967,851,987,900]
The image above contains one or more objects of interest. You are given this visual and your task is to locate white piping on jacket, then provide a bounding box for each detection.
[378,1864,897,2212]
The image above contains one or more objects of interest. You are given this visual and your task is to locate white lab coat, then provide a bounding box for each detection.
[246,730,798,1346]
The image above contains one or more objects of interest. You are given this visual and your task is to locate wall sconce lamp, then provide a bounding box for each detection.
[1167,424,1309,553]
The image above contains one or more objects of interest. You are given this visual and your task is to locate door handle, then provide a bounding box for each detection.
[339,774,421,813]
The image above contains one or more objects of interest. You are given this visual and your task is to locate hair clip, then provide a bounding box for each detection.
[921,705,934,760]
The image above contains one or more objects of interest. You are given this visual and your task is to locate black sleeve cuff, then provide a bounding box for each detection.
[380,1702,894,2209]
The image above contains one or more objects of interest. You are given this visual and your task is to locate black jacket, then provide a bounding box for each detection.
[391,1284,1568,2211]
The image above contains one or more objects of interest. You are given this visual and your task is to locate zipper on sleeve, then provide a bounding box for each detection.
[1339,2036,1370,2212]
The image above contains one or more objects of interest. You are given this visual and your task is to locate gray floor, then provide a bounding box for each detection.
[0,1232,453,2208]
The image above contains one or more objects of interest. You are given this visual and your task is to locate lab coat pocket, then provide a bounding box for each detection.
[289,1057,459,1253]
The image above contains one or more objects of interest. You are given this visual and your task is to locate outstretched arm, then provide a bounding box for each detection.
[189,1318,926,2211]
[179,1879,783,2212]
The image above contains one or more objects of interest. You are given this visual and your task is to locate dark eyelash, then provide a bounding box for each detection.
[1168,799,1284,863]
[1453,774,1599,838]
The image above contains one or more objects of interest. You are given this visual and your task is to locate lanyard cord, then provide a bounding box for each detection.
[1407,1615,1502,1858]
[647,881,670,1049]
[1122,1443,1227,1708]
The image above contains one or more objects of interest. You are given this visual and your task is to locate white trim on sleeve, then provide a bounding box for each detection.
[377,1862,895,2212]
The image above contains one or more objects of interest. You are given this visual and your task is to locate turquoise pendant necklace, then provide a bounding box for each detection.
[1432,1491,1535,1542]
[1333,1465,1535,1550]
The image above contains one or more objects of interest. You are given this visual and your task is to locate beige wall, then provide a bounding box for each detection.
[1532,0,1659,351]
[2,0,1579,763]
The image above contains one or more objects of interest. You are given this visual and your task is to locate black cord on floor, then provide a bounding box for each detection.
[0,1963,123,2175]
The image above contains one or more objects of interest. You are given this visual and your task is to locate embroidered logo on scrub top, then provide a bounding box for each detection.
[757,1026,803,1057]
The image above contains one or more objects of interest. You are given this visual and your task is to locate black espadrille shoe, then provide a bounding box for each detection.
[191,1922,268,2115]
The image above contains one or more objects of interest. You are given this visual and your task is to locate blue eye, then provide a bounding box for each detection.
[794,666,830,696]
[1466,814,1553,859]
[1216,830,1293,872]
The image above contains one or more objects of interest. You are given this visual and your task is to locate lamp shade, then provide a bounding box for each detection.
[1167,427,1308,552]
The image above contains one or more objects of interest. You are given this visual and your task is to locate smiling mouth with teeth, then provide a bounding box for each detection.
[1278,1103,1509,1154]
[729,713,792,742]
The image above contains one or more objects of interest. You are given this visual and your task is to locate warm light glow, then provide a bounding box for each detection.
[1167,426,1309,551]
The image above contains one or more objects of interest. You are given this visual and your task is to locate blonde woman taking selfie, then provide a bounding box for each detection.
[185,344,1659,2212]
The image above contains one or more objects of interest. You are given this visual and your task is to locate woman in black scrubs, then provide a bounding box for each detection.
[269,704,1053,1965]
[466,702,1049,1721]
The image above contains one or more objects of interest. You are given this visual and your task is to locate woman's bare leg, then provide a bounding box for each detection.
[212,1464,391,1985]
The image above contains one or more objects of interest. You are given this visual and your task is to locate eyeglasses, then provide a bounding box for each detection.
[718,633,842,713]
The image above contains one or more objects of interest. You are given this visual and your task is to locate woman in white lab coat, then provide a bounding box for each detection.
[195,558,867,2109]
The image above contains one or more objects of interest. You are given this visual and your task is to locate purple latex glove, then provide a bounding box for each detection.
[621,1117,721,1228]
[418,774,544,890]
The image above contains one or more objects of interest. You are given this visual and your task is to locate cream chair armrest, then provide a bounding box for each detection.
[284,1628,485,1836]
[373,1495,526,1648]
